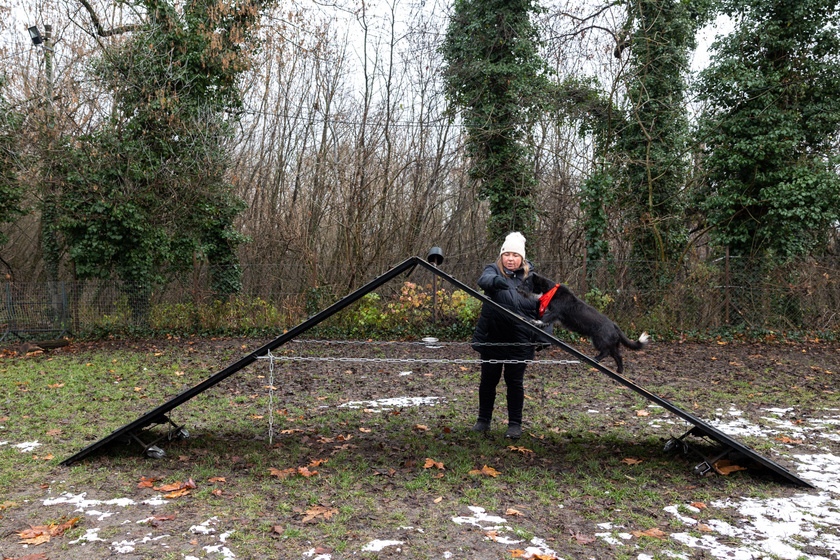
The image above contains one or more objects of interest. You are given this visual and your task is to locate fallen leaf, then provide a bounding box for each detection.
[776,436,804,444]
[484,530,499,541]
[433,496,443,504]
[148,514,176,527]
[509,550,528,558]
[137,476,160,488]
[571,531,596,545]
[690,502,707,509]
[507,446,534,454]
[47,383,64,388]
[505,508,524,516]
[621,457,643,465]
[632,527,667,539]
[297,466,318,477]
[302,505,338,523]
[211,489,224,496]
[697,523,713,532]
[17,516,81,544]
[164,487,192,499]
[46,429,62,436]
[423,458,444,470]
[469,465,500,477]
[714,459,747,475]
[309,459,328,467]
[154,479,197,492]
[414,424,429,431]
[5,553,49,560]
[636,409,650,417]
[208,477,226,483]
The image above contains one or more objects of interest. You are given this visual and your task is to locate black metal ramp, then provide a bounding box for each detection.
[60,257,815,488]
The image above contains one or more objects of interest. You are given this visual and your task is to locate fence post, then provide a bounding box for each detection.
[725,246,731,325]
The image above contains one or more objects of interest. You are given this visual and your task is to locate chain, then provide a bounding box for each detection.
[258,355,578,365]
[293,339,548,347]
[267,350,275,444]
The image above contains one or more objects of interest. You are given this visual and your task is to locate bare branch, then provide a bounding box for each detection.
[76,0,142,37]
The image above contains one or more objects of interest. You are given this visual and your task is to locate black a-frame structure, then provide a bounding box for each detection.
[60,256,814,488]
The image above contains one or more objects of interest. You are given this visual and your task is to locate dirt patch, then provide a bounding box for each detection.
[1,336,839,559]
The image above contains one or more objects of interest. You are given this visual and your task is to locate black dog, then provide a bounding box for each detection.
[518,273,649,373]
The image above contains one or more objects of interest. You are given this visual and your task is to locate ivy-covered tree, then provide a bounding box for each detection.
[0,77,25,248]
[696,0,840,258]
[441,0,550,244]
[59,0,265,317]
[614,0,700,289]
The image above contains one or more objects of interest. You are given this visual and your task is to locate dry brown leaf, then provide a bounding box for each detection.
[469,464,500,477]
[697,523,713,532]
[632,527,667,539]
[776,436,804,444]
[208,476,226,483]
[714,459,747,475]
[505,508,524,516]
[309,459,328,467]
[507,446,534,454]
[414,424,429,431]
[571,531,596,545]
[636,409,650,417]
[509,550,528,558]
[424,458,444,470]
[6,553,49,560]
[433,496,443,503]
[621,457,643,465]
[690,502,707,509]
[297,466,318,478]
[302,505,339,523]
[154,479,196,492]
[484,530,499,541]
[164,487,192,499]
[211,489,224,496]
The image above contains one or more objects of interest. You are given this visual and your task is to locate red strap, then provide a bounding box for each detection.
[538,284,559,317]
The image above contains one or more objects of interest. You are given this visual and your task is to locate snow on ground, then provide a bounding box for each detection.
[8,397,839,559]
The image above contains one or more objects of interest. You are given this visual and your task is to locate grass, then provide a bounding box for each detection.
[0,337,837,559]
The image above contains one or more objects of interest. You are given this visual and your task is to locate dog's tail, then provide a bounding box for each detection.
[619,330,650,351]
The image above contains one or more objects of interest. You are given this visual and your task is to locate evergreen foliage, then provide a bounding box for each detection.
[616,0,698,287]
[57,0,265,317]
[0,78,25,247]
[441,0,550,244]
[696,0,840,258]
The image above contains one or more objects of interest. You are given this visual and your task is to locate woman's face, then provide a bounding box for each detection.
[501,252,522,271]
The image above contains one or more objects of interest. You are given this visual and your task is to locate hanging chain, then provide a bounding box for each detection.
[258,355,578,365]
[267,350,275,444]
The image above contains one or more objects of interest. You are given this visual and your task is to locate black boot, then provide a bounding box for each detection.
[471,419,491,433]
[504,423,522,440]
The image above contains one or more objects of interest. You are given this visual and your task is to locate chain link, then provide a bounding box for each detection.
[258,355,578,365]
[293,339,547,347]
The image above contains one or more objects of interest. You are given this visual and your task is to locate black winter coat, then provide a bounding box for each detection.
[471,262,542,360]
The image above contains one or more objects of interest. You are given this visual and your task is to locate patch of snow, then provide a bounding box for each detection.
[339,396,441,410]
[13,441,41,452]
[69,527,105,544]
[190,517,219,534]
[451,506,510,530]
[361,539,403,552]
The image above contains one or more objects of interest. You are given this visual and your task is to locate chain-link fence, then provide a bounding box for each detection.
[2,256,839,340]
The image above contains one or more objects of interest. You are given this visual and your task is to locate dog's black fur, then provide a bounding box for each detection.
[518,273,649,373]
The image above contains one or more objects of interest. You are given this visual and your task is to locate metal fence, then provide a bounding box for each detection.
[2,256,839,340]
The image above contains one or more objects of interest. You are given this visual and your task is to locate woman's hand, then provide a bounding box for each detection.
[492,276,509,290]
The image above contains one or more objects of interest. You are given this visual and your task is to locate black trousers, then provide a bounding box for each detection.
[477,360,527,426]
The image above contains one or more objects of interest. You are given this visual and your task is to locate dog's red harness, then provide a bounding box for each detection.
[538,284,560,318]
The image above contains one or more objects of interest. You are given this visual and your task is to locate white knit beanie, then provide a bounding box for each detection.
[499,231,526,260]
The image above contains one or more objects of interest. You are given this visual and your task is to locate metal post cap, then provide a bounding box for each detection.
[426,247,444,265]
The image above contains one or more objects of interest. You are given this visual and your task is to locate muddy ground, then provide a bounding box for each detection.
[1,336,838,559]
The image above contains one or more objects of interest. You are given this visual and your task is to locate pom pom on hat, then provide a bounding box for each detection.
[499,231,526,260]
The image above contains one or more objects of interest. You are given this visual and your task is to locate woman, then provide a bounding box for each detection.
[471,231,544,439]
